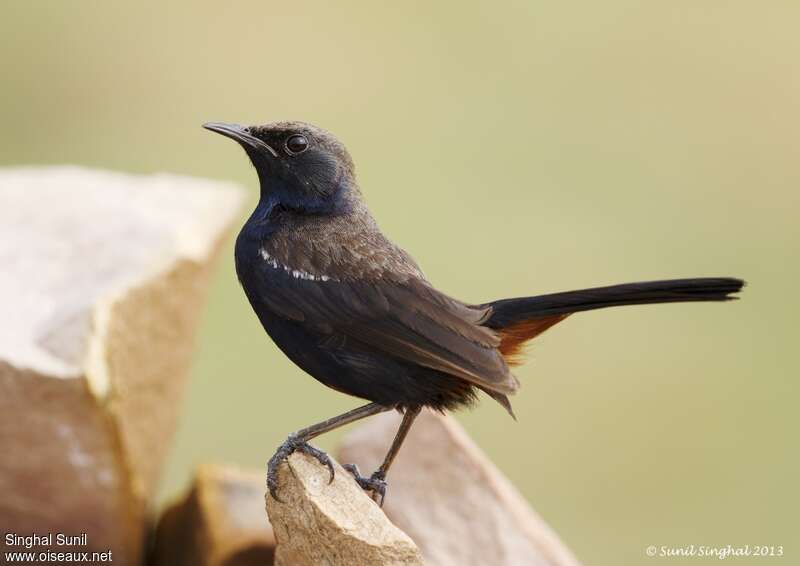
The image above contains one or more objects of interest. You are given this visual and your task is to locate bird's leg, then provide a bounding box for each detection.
[267,402,392,501]
[344,406,421,505]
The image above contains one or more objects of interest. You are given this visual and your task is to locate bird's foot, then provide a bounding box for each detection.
[343,463,387,506]
[267,433,334,501]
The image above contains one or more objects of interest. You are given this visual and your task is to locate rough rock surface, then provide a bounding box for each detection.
[151,465,276,566]
[339,410,581,566]
[266,452,425,566]
[0,167,243,565]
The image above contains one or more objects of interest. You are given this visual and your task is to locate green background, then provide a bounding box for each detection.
[2,2,797,564]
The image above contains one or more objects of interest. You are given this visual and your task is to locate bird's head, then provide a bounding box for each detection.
[204,120,357,214]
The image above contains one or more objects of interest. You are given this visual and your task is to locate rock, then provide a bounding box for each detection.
[151,465,276,566]
[0,167,243,565]
[266,452,425,566]
[338,410,581,566]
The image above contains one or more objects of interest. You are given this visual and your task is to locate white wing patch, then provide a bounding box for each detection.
[259,247,334,282]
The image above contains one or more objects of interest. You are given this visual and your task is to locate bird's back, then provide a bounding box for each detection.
[233,201,523,410]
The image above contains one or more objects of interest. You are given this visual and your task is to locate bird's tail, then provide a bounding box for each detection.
[481,277,744,365]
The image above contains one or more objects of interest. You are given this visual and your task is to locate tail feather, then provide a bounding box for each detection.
[484,277,744,329]
[481,277,744,365]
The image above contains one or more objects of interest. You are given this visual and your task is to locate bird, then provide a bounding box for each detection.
[203,120,744,504]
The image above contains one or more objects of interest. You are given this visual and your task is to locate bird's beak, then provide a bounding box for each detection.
[202,122,278,157]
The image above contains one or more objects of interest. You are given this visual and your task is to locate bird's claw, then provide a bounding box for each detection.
[267,433,335,502]
[343,463,387,506]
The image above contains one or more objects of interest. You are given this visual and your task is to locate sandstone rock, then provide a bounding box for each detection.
[266,452,425,566]
[0,167,243,565]
[338,410,581,566]
[151,465,276,566]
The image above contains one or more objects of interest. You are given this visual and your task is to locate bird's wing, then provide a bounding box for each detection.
[255,269,519,396]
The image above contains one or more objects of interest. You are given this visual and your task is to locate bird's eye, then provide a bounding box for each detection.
[285,134,309,154]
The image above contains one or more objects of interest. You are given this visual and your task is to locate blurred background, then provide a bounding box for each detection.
[2,2,797,564]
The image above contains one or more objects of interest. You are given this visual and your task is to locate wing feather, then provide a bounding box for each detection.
[256,267,518,395]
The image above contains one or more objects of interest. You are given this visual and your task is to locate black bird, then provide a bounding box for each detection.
[204,120,744,503]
